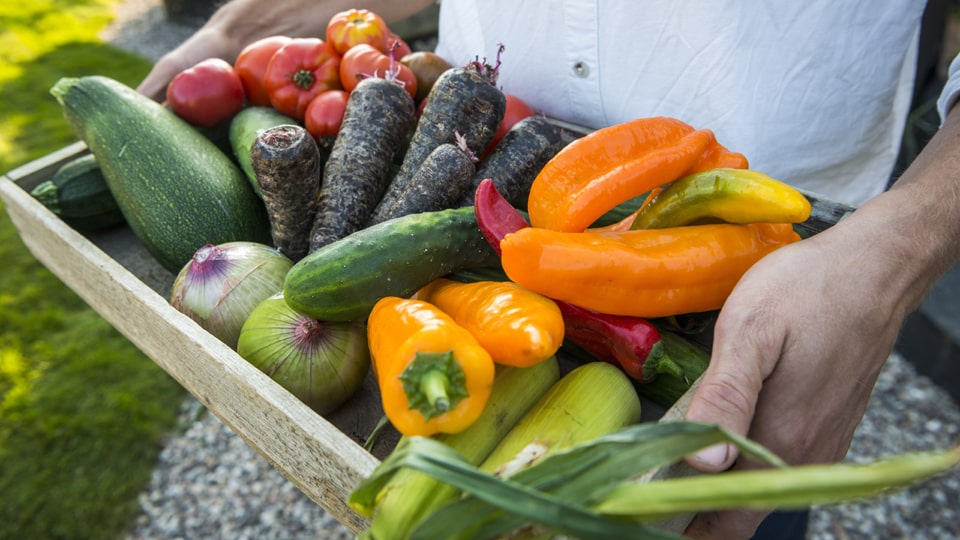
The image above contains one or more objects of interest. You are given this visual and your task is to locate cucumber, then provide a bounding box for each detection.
[284,207,501,321]
[228,106,300,197]
[50,75,271,273]
[30,153,125,232]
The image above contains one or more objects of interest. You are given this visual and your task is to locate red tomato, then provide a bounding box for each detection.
[325,8,390,56]
[339,44,417,100]
[166,58,245,127]
[234,35,291,107]
[484,94,536,157]
[264,38,342,121]
[304,89,350,141]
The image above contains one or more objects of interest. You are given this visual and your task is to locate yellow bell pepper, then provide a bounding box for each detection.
[367,296,495,437]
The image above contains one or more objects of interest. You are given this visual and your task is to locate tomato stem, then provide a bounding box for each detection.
[292,69,315,89]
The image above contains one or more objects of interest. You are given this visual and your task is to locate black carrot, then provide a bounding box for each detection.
[375,46,507,217]
[368,131,477,225]
[250,124,322,261]
[308,71,416,251]
[460,115,564,209]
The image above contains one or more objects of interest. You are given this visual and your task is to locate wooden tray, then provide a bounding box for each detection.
[0,142,850,535]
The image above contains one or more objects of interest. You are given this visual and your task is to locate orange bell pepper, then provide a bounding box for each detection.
[500,223,800,318]
[526,116,748,233]
[367,296,495,437]
[416,278,564,368]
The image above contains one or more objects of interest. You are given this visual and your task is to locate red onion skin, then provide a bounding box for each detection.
[238,294,370,414]
[170,241,292,350]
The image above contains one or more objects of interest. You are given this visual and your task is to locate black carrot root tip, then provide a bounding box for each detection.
[466,43,505,84]
[367,141,476,225]
[250,124,321,262]
[360,50,406,88]
[460,116,564,209]
[308,77,415,252]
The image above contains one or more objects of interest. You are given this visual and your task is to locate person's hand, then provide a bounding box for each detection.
[679,97,960,538]
[680,211,913,539]
[137,26,240,102]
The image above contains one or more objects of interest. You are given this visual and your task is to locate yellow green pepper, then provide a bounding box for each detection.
[630,168,812,229]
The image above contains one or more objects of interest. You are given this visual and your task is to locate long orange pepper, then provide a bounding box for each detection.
[416,278,564,368]
[500,223,800,318]
[526,116,748,233]
[367,296,495,437]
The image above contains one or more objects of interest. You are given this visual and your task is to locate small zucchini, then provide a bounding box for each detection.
[283,207,502,322]
[30,153,125,232]
[51,76,271,273]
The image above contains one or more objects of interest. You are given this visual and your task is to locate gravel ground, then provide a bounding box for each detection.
[103,3,960,539]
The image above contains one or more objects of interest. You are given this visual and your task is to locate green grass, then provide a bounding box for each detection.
[0,2,188,539]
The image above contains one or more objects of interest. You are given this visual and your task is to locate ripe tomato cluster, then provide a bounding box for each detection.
[166,9,416,138]
[165,8,536,152]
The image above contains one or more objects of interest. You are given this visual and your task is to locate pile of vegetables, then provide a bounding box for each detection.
[41,7,960,539]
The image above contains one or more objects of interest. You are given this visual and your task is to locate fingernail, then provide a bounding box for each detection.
[692,443,730,470]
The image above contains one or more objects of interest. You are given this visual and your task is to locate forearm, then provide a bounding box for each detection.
[834,103,960,317]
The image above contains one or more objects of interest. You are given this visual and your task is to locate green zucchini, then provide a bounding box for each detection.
[30,153,125,232]
[228,106,300,197]
[50,75,271,273]
[284,207,502,321]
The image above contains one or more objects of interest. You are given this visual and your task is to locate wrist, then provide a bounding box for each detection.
[841,180,960,316]
[826,103,960,317]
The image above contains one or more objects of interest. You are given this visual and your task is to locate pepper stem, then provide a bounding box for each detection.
[398,350,469,421]
[420,369,451,413]
[641,342,688,383]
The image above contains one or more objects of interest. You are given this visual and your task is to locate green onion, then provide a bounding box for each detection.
[352,420,960,540]
[413,421,769,539]
[594,445,960,520]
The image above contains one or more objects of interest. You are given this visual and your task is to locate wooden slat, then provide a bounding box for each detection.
[1,155,379,534]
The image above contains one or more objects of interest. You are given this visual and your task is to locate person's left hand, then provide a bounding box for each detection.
[681,211,912,539]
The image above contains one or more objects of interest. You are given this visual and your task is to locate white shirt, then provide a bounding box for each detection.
[434,1,932,207]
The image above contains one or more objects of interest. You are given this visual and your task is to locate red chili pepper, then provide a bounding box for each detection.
[556,301,684,383]
[471,179,683,383]
[473,177,530,256]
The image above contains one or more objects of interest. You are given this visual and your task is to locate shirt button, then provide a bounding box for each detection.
[573,61,590,78]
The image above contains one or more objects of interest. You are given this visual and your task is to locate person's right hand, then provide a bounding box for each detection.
[137,26,241,102]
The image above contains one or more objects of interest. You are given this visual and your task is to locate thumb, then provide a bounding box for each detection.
[683,331,766,472]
